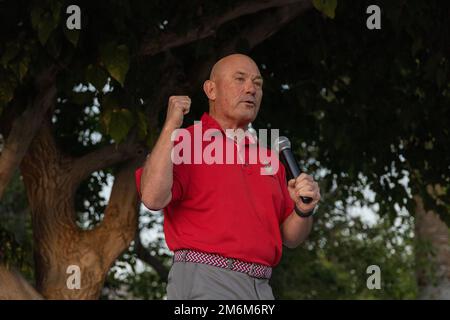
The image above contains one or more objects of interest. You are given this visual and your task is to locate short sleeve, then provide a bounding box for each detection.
[169,132,191,204]
[278,162,295,224]
[170,163,188,203]
[135,167,143,198]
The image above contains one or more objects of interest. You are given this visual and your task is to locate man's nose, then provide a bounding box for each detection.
[245,80,256,95]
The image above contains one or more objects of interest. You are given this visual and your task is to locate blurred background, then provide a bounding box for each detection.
[0,0,449,299]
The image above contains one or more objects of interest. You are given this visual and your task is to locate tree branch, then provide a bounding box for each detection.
[70,130,145,187]
[0,65,59,200]
[183,2,312,95]
[222,2,313,54]
[87,157,142,264]
[139,0,311,57]
[134,234,169,281]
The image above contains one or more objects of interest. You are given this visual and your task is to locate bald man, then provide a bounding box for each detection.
[137,54,321,300]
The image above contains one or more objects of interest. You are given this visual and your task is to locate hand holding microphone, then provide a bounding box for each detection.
[275,136,321,215]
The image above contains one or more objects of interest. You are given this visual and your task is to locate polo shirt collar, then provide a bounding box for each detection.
[200,112,224,133]
[200,112,257,145]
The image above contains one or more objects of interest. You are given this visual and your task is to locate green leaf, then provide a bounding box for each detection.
[63,27,80,47]
[99,93,126,136]
[0,77,16,109]
[30,4,61,45]
[313,0,338,19]
[39,14,57,45]
[10,55,30,82]
[38,13,56,45]
[100,43,130,87]
[100,108,112,135]
[50,1,63,23]
[108,108,135,143]
[101,93,120,111]
[30,6,44,31]
[18,56,30,81]
[86,64,108,90]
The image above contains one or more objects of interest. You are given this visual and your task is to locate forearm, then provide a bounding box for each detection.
[140,124,177,209]
[281,211,313,248]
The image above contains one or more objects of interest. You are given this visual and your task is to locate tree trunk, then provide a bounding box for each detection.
[0,265,43,299]
[414,194,450,299]
[19,123,141,299]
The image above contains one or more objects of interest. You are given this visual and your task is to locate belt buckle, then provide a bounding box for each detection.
[227,258,234,270]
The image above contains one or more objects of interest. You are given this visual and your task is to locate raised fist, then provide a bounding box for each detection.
[165,95,191,129]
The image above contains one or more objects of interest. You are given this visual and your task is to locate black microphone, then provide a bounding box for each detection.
[275,136,313,204]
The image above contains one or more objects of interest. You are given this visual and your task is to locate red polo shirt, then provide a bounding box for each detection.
[135,112,295,267]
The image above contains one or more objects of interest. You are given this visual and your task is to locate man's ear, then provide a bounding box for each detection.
[203,80,216,100]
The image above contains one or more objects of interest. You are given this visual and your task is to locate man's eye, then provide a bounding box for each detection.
[236,77,245,82]
[254,81,262,87]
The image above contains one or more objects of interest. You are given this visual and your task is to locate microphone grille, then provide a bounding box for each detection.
[274,136,291,153]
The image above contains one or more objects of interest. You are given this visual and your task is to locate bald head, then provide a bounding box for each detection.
[203,54,263,129]
[209,54,260,81]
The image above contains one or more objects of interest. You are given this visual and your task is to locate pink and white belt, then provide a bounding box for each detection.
[173,249,272,280]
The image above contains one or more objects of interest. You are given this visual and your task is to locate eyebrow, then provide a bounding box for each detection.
[234,71,264,82]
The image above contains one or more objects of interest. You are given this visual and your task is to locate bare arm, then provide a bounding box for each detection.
[281,212,313,248]
[140,96,191,210]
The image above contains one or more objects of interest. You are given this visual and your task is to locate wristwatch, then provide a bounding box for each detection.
[294,205,317,218]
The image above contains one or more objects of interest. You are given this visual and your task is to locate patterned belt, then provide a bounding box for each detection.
[173,249,272,279]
